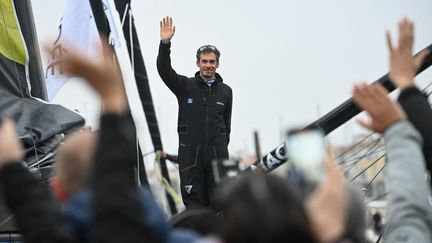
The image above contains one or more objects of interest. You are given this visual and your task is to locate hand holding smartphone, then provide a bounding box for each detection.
[286,128,326,183]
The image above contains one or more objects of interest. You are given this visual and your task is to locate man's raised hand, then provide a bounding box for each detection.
[160,16,176,43]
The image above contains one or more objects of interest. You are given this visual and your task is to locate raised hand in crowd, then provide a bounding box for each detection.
[50,39,127,114]
[160,16,176,43]
[305,150,346,243]
[353,83,406,133]
[387,18,429,90]
[353,48,432,242]
[0,119,22,167]
[55,40,159,242]
[387,18,432,177]
[0,119,76,243]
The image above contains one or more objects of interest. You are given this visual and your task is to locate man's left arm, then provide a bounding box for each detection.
[224,88,233,144]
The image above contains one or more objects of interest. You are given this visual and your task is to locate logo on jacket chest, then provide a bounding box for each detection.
[187,98,193,104]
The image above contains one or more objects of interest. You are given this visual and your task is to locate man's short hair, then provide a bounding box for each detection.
[55,131,96,197]
[196,45,220,62]
[218,173,317,243]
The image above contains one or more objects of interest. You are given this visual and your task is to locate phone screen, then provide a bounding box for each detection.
[286,128,326,182]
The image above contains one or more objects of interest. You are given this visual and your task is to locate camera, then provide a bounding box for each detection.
[212,158,241,185]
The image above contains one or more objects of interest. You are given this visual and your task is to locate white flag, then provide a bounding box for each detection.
[45,0,100,101]
[46,0,148,163]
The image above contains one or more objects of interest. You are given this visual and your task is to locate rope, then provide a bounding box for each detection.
[350,154,385,181]
[154,150,182,204]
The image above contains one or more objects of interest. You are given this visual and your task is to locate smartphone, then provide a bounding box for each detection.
[286,128,326,183]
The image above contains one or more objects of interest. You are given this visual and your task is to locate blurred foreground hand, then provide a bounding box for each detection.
[305,150,346,243]
[0,119,23,166]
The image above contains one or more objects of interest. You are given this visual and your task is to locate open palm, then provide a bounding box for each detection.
[160,16,176,42]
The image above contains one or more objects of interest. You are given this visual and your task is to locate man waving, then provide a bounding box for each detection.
[157,16,233,209]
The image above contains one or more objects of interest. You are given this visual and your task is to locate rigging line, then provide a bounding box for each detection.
[120,4,140,184]
[345,153,384,179]
[142,150,156,157]
[29,129,41,178]
[0,2,40,176]
[341,138,384,168]
[365,162,386,189]
[339,134,383,166]
[343,162,357,177]
[375,233,382,243]
[337,132,376,163]
[344,135,383,166]
[421,81,432,93]
[340,144,382,167]
[0,215,13,228]
[342,135,382,164]
[337,131,376,158]
[128,8,134,72]
[350,154,385,181]
[28,150,55,168]
[341,150,386,169]
[29,165,55,172]
[344,141,385,162]
[420,81,432,97]
[136,134,141,186]
[343,144,384,177]
[340,148,386,168]
[339,144,369,165]
[120,3,129,27]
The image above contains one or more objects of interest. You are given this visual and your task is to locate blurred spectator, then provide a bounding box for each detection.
[50,43,199,243]
[51,130,181,242]
[342,183,368,243]
[218,173,318,243]
[286,166,367,242]
[51,130,96,203]
[170,207,221,236]
[0,120,77,243]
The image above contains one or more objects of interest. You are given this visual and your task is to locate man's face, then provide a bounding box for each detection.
[197,52,219,79]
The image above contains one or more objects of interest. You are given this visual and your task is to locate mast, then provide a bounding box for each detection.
[89,0,177,214]
[13,0,47,100]
[113,0,177,214]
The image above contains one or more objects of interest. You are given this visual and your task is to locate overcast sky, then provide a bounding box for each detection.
[32,0,432,157]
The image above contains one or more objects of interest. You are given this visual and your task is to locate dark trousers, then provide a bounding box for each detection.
[178,143,228,208]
